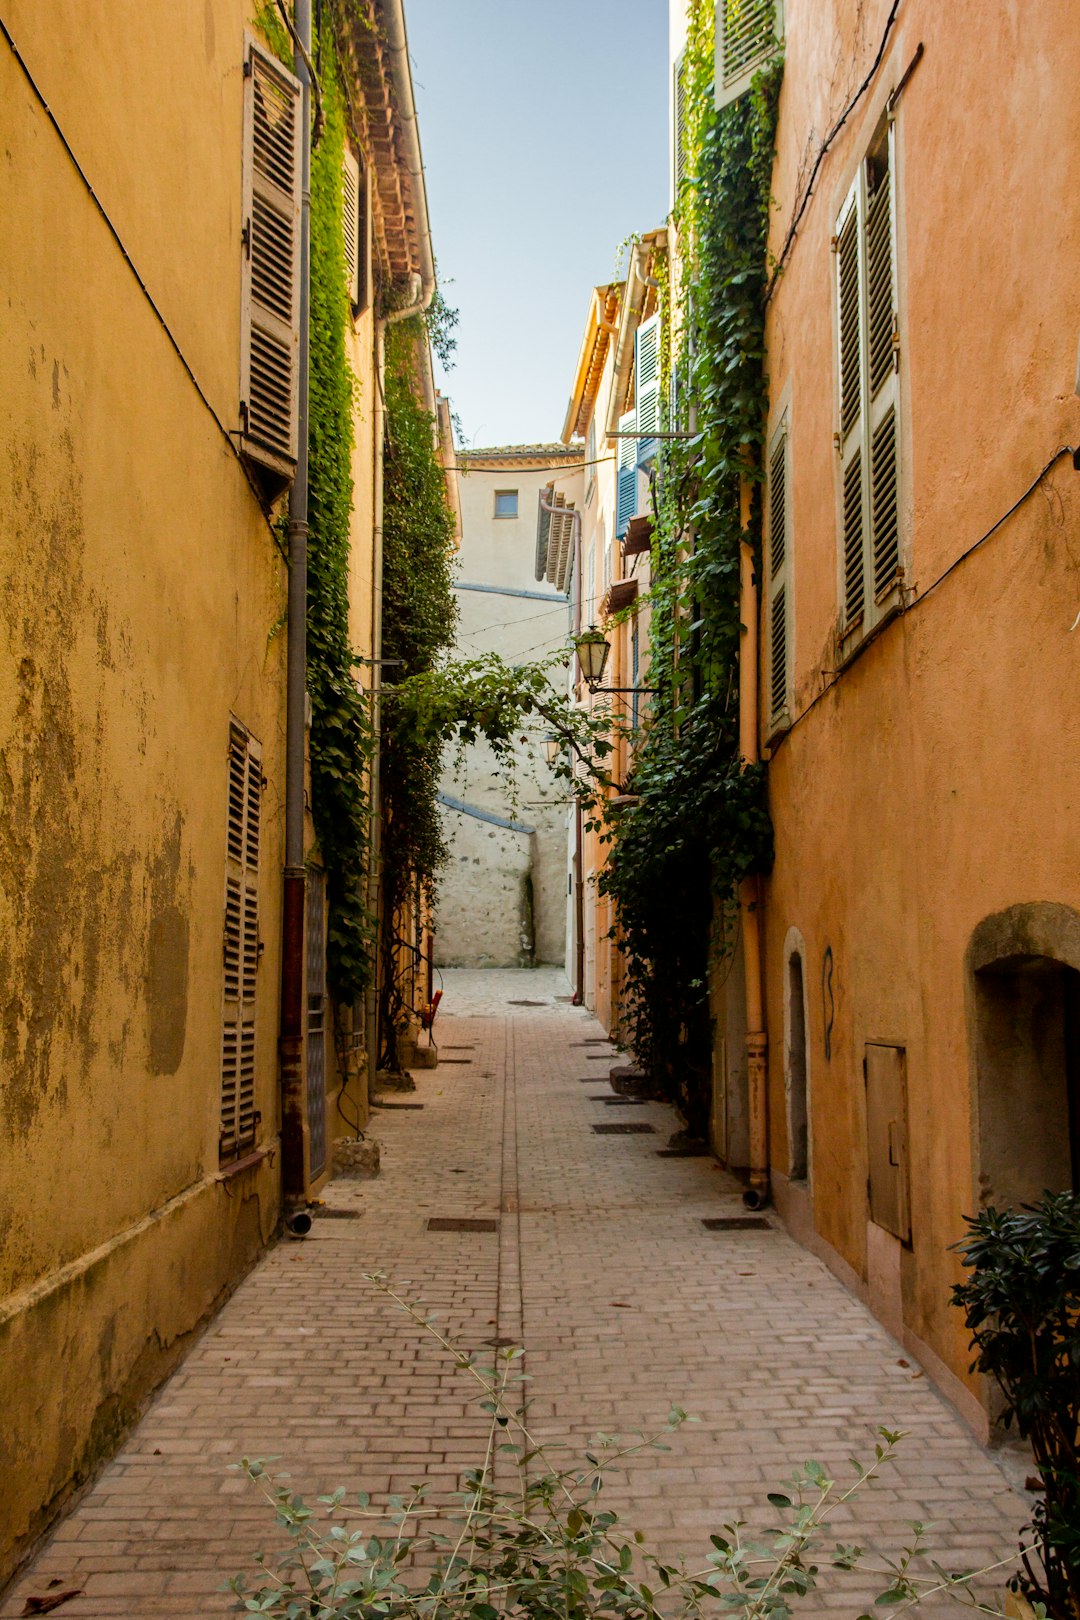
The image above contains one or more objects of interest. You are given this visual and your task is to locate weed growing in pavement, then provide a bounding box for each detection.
[228,1274,1033,1619]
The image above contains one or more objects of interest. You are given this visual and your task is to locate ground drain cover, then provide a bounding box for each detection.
[427,1217,498,1233]
[577,1078,604,1084]
[657,1146,712,1158]
[314,1208,362,1220]
[701,1216,772,1231]
[439,1058,472,1064]
[372,1101,424,1110]
[592,1122,655,1135]
[572,1040,610,1047]
[507,999,547,1007]
[587,1054,611,1061]
[444,1045,474,1051]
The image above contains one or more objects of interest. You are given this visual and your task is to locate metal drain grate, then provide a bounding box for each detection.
[701,1216,772,1231]
[371,1101,424,1110]
[592,1122,656,1135]
[313,1207,363,1220]
[427,1217,499,1233]
[507,999,547,1007]
[572,1040,611,1047]
[439,1058,472,1064]
[444,1046,474,1052]
[590,1096,646,1106]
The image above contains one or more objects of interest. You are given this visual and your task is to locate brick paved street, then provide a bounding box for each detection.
[3,970,1028,1618]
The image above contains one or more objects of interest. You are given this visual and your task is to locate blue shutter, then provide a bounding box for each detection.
[616,409,637,537]
[635,314,661,467]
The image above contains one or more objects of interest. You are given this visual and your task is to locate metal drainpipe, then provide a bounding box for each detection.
[279,0,312,1226]
[737,472,769,1209]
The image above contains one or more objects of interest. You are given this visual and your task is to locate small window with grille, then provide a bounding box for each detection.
[834,120,902,653]
[220,720,263,1164]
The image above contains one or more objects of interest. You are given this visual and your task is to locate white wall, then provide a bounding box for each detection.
[435,458,582,968]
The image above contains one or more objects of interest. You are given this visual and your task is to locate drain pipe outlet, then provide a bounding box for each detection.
[284,1208,313,1238]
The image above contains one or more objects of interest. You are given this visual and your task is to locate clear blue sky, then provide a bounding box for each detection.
[406,0,669,449]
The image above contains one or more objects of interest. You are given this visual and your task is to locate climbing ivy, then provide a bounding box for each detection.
[598,0,781,1139]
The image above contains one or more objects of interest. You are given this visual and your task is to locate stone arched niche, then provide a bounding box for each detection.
[967,902,1080,1209]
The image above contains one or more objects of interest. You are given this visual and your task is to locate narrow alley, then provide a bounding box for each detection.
[4,972,1027,1620]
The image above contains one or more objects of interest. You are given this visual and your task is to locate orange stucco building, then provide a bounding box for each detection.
[733,0,1080,1431]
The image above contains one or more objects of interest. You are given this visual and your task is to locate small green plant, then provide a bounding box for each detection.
[229,1276,1027,1619]
[952,1192,1080,1619]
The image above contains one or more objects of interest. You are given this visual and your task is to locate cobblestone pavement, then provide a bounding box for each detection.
[4,969,1028,1618]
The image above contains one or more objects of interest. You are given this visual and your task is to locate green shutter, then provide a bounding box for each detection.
[616,410,637,537]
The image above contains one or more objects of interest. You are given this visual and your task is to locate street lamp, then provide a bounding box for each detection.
[541,733,562,767]
[573,626,658,696]
[574,626,610,689]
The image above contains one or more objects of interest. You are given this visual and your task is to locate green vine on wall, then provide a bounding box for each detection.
[598,0,781,1140]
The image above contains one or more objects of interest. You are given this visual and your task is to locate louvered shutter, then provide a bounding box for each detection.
[835,128,901,646]
[616,410,637,538]
[342,147,360,308]
[220,721,262,1163]
[635,314,662,467]
[716,0,783,111]
[767,422,791,729]
[866,133,900,604]
[240,38,302,475]
[836,187,867,635]
[673,51,688,195]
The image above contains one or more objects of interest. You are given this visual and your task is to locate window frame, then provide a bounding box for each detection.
[493,489,519,520]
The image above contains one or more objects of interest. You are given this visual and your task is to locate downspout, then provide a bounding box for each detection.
[737,473,769,1209]
[279,0,313,1230]
[364,0,436,1093]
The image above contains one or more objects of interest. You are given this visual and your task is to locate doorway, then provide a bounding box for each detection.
[969,904,1080,1208]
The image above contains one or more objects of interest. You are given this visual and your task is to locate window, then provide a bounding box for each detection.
[342,145,369,315]
[715,0,783,110]
[494,490,518,519]
[835,122,901,650]
[585,416,596,505]
[766,417,792,733]
[220,720,262,1163]
[240,36,302,483]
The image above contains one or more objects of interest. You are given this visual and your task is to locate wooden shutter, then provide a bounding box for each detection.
[767,420,791,729]
[865,134,900,603]
[835,128,901,647]
[220,721,262,1163]
[673,51,688,193]
[716,0,783,111]
[342,147,360,308]
[240,37,302,476]
[836,187,866,636]
[635,314,662,467]
[616,409,637,537]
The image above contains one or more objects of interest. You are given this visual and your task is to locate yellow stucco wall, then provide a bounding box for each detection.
[760,0,1080,1423]
[0,0,289,1579]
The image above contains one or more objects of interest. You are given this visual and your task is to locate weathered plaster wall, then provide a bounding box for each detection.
[759,0,1080,1426]
[0,0,287,1579]
[435,461,578,968]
